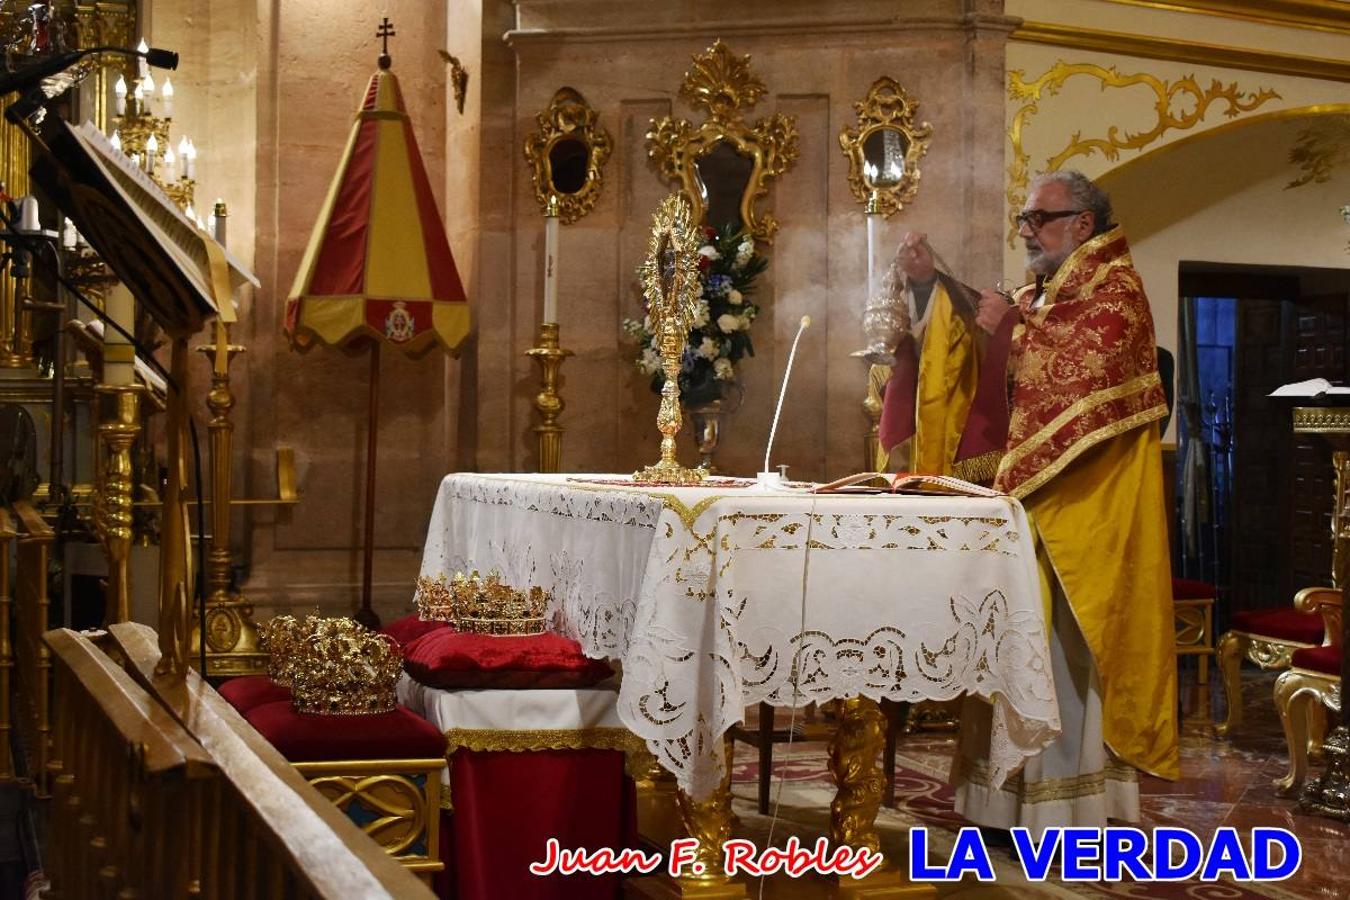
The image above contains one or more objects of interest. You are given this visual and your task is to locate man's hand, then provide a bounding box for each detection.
[976,289,1012,335]
[895,231,936,283]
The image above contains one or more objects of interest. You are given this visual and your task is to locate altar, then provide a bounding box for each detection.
[416,472,1060,895]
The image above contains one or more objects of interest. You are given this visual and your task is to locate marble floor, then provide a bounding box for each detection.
[718,668,1348,898]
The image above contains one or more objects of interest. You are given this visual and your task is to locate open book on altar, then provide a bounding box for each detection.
[29,120,257,337]
[813,472,1002,497]
[1269,378,1350,398]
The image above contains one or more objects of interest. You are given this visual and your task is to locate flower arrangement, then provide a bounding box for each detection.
[623,223,768,407]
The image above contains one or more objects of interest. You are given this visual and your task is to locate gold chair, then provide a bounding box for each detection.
[1173,578,1217,689]
[1273,587,1342,796]
[1216,597,1326,737]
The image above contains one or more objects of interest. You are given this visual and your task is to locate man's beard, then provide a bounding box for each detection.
[1024,239,1070,277]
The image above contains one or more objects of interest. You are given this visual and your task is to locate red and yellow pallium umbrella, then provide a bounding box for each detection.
[285,56,470,356]
[284,35,470,628]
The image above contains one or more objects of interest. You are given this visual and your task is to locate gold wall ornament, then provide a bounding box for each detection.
[1287,116,1350,188]
[524,87,611,223]
[1006,61,1279,246]
[839,77,932,217]
[635,194,706,485]
[646,40,798,244]
[438,49,469,115]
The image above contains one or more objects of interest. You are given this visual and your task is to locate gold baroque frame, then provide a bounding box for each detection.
[647,40,799,244]
[524,87,613,224]
[839,77,932,218]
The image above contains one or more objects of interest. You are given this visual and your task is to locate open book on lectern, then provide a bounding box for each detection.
[29,120,257,338]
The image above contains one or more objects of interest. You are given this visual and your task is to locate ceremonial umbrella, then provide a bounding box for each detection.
[285,35,469,628]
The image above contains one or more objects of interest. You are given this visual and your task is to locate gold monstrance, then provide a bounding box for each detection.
[634,194,707,484]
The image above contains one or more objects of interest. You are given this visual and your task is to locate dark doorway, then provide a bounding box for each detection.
[1178,265,1350,625]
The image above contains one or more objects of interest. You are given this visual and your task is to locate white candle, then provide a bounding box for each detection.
[132,82,143,116]
[110,129,121,152]
[61,218,76,250]
[163,145,176,179]
[543,205,559,324]
[136,39,149,79]
[161,77,174,117]
[18,196,39,233]
[113,75,127,116]
[145,134,158,174]
[865,206,879,299]
[184,138,196,179]
[104,284,136,386]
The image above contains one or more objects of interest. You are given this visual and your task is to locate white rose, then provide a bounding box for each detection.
[716,313,740,333]
[727,289,743,305]
[697,336,718,359]
[640,348,661,374]
[714,358,734,380]
[692,299,710,328]
[698,246,721,261]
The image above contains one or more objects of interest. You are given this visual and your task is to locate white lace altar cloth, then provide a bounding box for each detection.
[417,473,1059,800]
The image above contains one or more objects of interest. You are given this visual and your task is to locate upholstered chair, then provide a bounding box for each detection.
[1273,587,1342,796]
[1216,598,1325,736]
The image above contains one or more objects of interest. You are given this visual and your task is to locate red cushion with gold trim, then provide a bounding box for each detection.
[1229,608,1324,645]
[1291,645,1342,677]
[217,675,292,715]
[403,629,613,690]
[1171,578,1217,600]
[381,612,451,649]
[245,700,446,762]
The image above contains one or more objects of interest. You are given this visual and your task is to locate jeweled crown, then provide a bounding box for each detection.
[260,616,402,715]
[415,570,549,636]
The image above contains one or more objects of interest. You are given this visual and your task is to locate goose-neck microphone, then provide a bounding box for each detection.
[758,315,811,487]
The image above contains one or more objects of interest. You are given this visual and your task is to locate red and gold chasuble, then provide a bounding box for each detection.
[996,227,1179,780]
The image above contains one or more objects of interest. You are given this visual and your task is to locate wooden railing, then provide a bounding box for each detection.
[12,499,53,797]
[45,625,436,899]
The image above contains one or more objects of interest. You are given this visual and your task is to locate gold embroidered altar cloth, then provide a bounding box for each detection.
[417,474,1059,800]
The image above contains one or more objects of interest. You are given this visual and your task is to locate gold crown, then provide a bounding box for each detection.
[289,618,403,716]
[415,570,549,636]
[258,614,324,686]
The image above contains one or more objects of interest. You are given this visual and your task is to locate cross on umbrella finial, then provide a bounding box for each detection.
[377,17,395,69]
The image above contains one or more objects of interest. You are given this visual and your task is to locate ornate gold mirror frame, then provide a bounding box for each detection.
[839,77,932,217]
[524,87,613,224]
[634,194,705,485]
[647,40,798,243]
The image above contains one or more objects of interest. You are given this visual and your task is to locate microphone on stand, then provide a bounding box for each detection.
[756,315,811,490]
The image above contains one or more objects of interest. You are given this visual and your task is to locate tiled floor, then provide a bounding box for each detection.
[722,670,1349,898]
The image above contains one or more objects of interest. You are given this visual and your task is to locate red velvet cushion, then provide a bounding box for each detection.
[403,629,613,689]
[1171,577,1217,600]
[1229,608,1324,645]
[381,612,451,649]
[245,701,445,762]
[1292,645,1342,677]
[217,675,292,714]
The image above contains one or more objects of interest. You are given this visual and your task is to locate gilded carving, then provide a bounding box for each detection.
[838,77,933,217]
[523,87,612,224]
[306,773,427,855]
[647,40,798,243]
[1006,61,1279,245]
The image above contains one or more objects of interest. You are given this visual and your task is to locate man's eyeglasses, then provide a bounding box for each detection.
[1015,208,1085,231]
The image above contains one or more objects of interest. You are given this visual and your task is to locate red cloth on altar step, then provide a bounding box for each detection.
[217,674,292,715]
[436,748,638,900]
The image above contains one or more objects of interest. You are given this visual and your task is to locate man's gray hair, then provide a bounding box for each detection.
[1031,170,1114,236]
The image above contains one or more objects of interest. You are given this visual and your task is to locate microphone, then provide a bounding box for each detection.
[758,315,811,488]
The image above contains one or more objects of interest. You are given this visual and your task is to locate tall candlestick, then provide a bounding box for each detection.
[104,285,135,386]
[543,194,560,324]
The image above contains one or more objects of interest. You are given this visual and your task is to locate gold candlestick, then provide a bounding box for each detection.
[94,383,144,624]
[525,322,572,474]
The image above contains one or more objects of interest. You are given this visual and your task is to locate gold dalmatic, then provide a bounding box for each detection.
[634,194,707,485]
